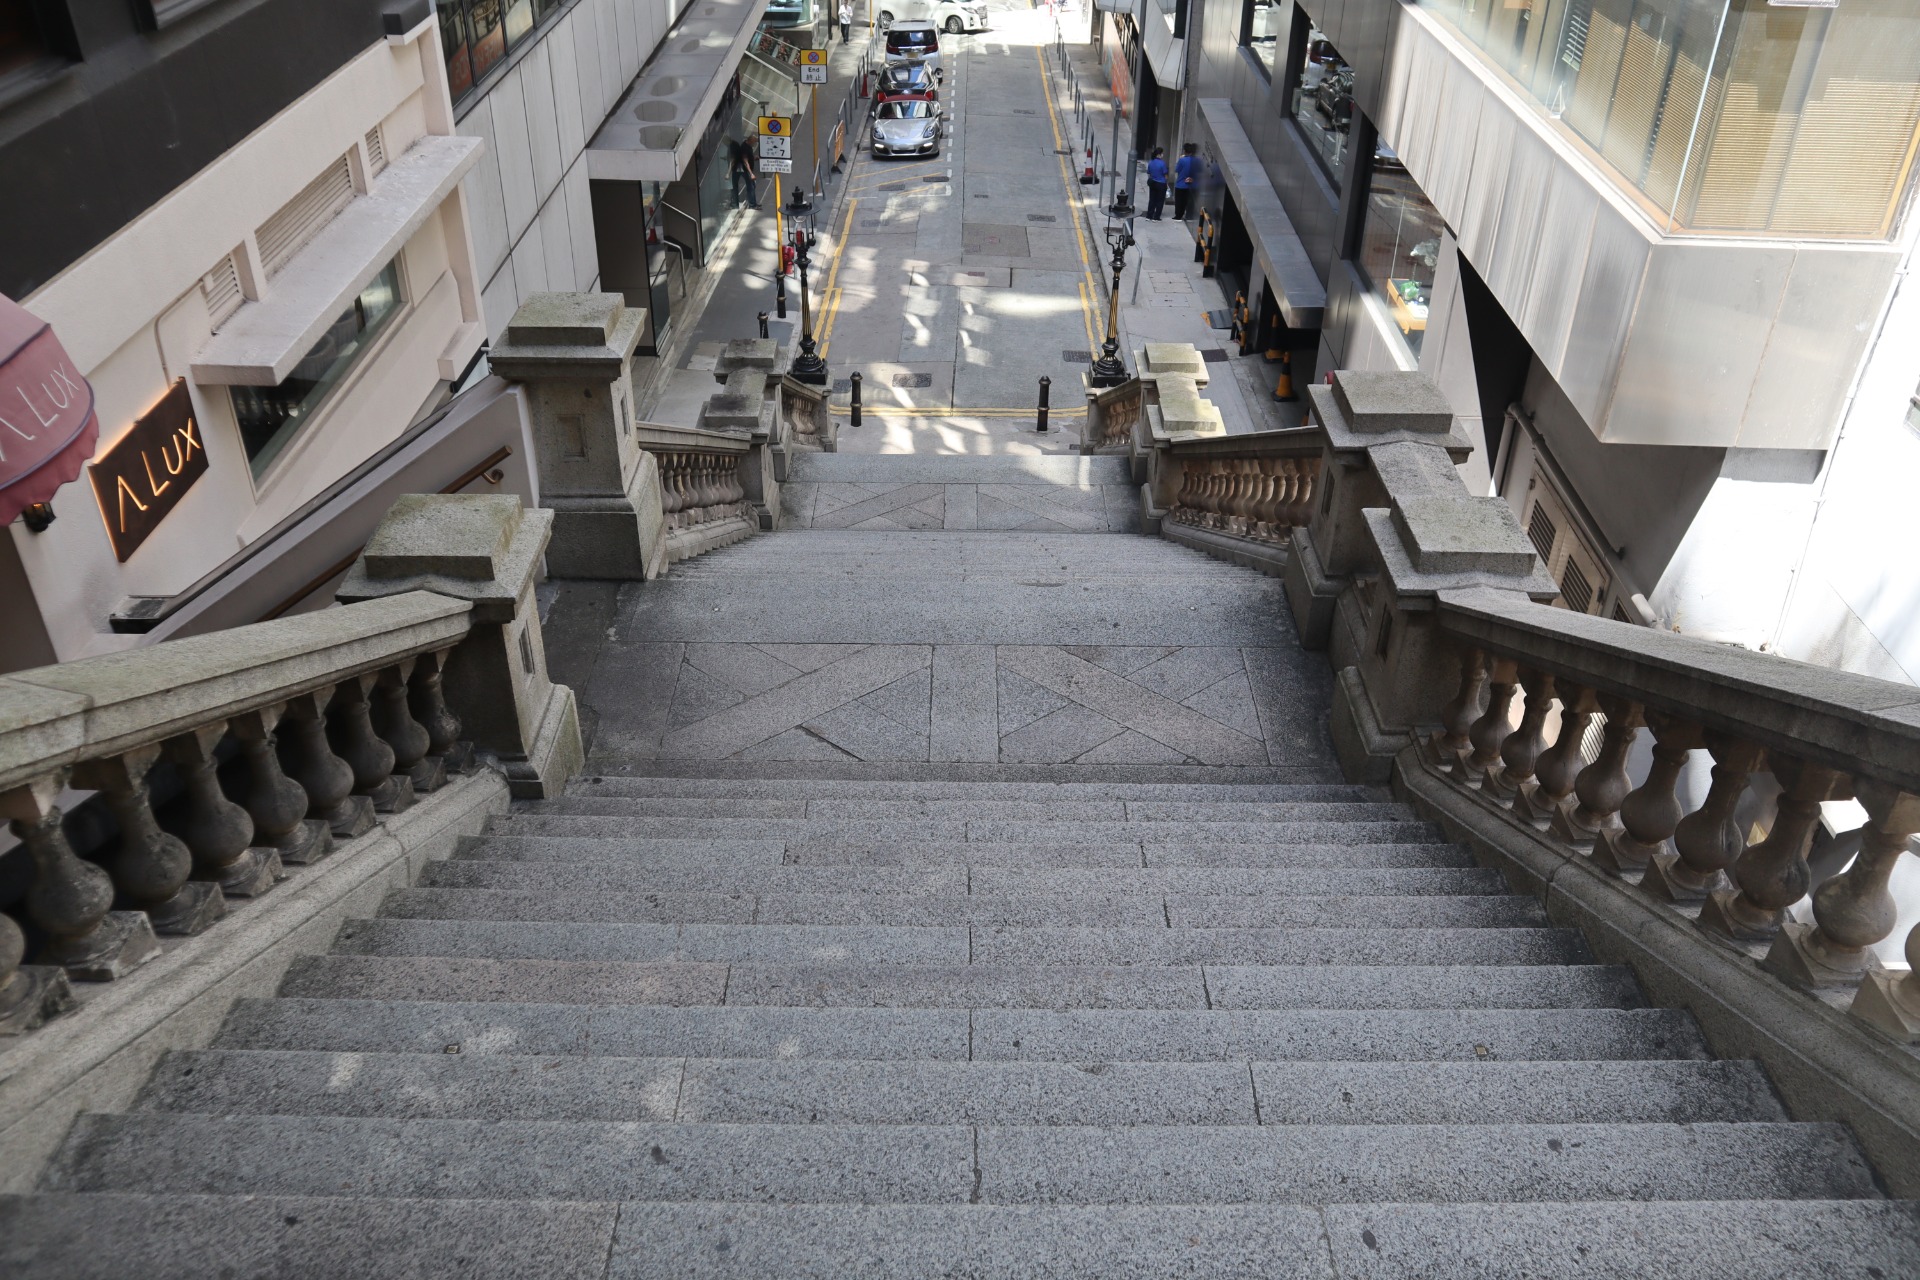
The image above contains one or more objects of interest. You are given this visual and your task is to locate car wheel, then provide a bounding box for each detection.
[945,15,962,32]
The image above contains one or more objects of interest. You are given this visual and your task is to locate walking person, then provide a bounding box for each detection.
[1144,146,1168,221]
[1172,142,1199,221]
[728,134,759,210]
[839,1,851,43]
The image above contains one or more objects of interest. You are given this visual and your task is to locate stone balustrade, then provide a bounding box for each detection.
[1139,427,1323,575]
[0,493,581,1039]
[632,422,776,564]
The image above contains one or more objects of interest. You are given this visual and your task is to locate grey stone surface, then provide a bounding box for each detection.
[1205,964,1642,1010]
[280,955,729,1005]
[970,865,1509,897]
[1140,839,1468,867]
[326,919,968,965]
[1165,894,1546,928]
[0,1193,621,1280]
[971,1008,1709,1062]
[453,835,789,866]
[381,887,759,924]
[424,860,969,896]
[574,776,1385,801]
[1321,1200,1920,1280]
[47,1114,974,1202]
[974,1123,1878,1204]
[723,963,1206,1009]
[969,925,1591,967]
[606,1203,1337,1280]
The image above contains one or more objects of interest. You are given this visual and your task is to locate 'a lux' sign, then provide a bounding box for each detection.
[87,378,207,562]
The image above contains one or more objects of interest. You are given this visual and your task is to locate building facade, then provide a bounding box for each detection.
[1176,0,1920,679]
[2,0,487,672]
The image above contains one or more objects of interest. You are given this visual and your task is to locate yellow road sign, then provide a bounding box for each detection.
[799,48,827,65]
[758,115,792,136]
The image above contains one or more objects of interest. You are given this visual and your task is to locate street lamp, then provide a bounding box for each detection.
[1088,186,1136,388]
[786,186,828,385]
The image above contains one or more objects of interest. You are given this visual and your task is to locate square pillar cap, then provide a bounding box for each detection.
[489,293,645,379]
[1310,382,1475,462]
[339,495,554,624]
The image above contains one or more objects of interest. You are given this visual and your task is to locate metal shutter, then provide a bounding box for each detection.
[365,125,388,178]
[200,252,244,328]
[257,154,355,279]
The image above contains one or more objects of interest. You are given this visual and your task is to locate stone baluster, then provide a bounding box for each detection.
[1700,755,1849,942]
[327,672,412,813]
[165,725,279,897]
[1425,648,1486,773]
[1551,696,1645,849]
[1514,685,1599,828]
[1642,733,1765,903]
[277,687,375,838]
[723,454,747,511]
[1768,780,1920,991]
[1174,461,1198,517]
[409,648,473,778]
[71,746,226,934]
[374,660,441,793]
[658,452,683,529]
[1228,461,1256,534]
[0,909,77,1034]
[1853,918,1920,1042]
[1592,712,1702,876]
[0,774,160,980]
[1287,460,1318,527]
[1484,669,1554,804]
[1461,657,1519,786]
[230,705,331,865]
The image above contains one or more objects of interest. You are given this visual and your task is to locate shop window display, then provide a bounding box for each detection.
[1359,143,1445,359]
[1290,25,1352,184]
[1244,0,1282,79]
[232,261,403,477]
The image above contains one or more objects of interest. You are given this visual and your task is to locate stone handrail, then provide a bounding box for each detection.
[1,493,582,1040]
[632,421,774,565]
[1150,426,1324,547]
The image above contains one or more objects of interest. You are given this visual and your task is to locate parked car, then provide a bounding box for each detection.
[879,0,986,34]
[875,62,937,106]
[871,94,942,159]
[883,21,942,80]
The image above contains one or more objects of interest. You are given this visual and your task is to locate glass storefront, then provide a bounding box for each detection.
[231,261,403,476]
[1290,24,1353,185]
[1359,143,1445,360]
[1421,0,1920,239]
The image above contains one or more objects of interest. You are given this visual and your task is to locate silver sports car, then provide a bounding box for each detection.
[871,97,942,159]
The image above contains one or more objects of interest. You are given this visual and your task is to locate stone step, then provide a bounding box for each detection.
[570,776,1388,802]
[485,814,1444,846]
[10,1195,1915,1280]
[582,761,1351,786]
[44,1113,1878,1204]
[786,455,1135,485]
[380,886,1549,929]
[217,998,1704,1061]
[322,918,1588,968]
[0,1193,618,1280]
[423,858,1511,898]
[133,1051,1782,1127]
[520,797,1416,823]
[280,955,1640,1010]
[457,835,1477,870]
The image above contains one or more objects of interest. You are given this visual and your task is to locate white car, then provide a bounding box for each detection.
[880,0,986,35]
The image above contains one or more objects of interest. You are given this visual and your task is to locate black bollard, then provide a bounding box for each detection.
[850,372,863,429]
[1037,375,1051,433]
[776,272,788,320]
[758,311,769,340]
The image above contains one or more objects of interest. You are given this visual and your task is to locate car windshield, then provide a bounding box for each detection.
[878,100,934,120]
[884,69,925,88]
[888,31,934,49]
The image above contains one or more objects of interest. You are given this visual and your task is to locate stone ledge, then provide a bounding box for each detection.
[1395,747,1920,1198]
[1160,521,1288,578]
[0,768,509,1191]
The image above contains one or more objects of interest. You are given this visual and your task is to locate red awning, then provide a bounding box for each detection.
[0,293,98,527]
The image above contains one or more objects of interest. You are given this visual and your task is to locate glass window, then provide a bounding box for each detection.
[1245,0,1281,78]
[503,0,534,47]
[467,0,507,81]
[1359,143,1445,359]
[231,260,404,476]
[0,1,51,78]
[877,99,935,119]
[1421,0,1920,239]
[440,2,475,103]
[1290,24,1353,185]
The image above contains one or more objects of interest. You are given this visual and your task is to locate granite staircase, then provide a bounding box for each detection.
[8,454,1920,1276]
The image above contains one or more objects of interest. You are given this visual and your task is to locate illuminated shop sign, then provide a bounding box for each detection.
[87,379,208,562]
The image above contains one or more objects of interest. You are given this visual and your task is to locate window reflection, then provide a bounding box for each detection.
[467,0,507,81]
[1245,0,1281,79]
[1291,24,1353,185]
[439,0,573,105]
[1360,144,1445,359]
[232,261,404,476]
[439,2,474,102]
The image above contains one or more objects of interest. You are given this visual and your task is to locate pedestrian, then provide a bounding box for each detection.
[1145,146,1168,220]
[839,1,851,43]
[728,134,759,210]
[1172,142,1199,221]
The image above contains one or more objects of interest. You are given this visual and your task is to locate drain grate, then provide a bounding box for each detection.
[1200,348,1230,362]
[1012,108,1038,115]
[1026,214,1057,223]
[879,181,911,191]
[891,372,933,388]
[922,175,950,183]
[1203,309,1233,330]
[972,193,990,198]
[1061,349,1092,363]
[961,270,987,277]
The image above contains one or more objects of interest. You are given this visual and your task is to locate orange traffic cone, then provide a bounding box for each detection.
[1264,313,1284,361]
[1273,350,1297,402]
[1080,142,1098,185]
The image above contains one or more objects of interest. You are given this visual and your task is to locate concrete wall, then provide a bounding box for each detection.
[10,26,483,667]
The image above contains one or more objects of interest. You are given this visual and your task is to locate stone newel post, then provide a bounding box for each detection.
[336,494,583,799]
[487,292,665,580]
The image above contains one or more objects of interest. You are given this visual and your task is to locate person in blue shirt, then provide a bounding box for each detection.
[1144,147,1169,220]
[1172,142,1199,221]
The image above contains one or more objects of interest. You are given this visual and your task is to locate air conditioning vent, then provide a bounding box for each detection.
[200,252,244,329]
[1526,503,1558,560]
[366,125,388,178]
[1560,558,1594,614]
[257,154,355,279]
